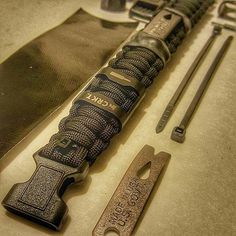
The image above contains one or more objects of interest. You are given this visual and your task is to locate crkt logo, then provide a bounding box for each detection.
[86,93,117,111]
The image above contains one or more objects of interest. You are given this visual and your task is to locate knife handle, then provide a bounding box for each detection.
[2,0,214,230]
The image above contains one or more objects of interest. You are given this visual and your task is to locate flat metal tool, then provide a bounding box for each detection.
[93,145,171,236]
[171,35,234,143]
[156,25,222,134]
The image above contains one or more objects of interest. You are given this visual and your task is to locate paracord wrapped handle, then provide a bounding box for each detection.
[2,0,214,230]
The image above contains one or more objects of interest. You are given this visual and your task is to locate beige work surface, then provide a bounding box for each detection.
[0,1,236,235]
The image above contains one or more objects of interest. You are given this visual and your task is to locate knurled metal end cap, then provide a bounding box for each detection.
[2,153,89,230]
[101,0,126,12]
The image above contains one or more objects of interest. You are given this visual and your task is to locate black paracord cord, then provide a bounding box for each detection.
[40,0,213,167]
[169,0,214,25]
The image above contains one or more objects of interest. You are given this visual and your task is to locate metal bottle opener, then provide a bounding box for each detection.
[93,145,171,236]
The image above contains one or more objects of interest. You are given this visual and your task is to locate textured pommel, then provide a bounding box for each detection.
[2,153,89,230]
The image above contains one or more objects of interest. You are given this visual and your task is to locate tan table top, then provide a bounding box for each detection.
[0,1,235,235]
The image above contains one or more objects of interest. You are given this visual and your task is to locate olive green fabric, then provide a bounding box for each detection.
[0,9,137,157]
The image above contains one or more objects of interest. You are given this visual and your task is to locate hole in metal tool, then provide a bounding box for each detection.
[137,161,151,180]
[105,227,120,236]
[164,14,172,20]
